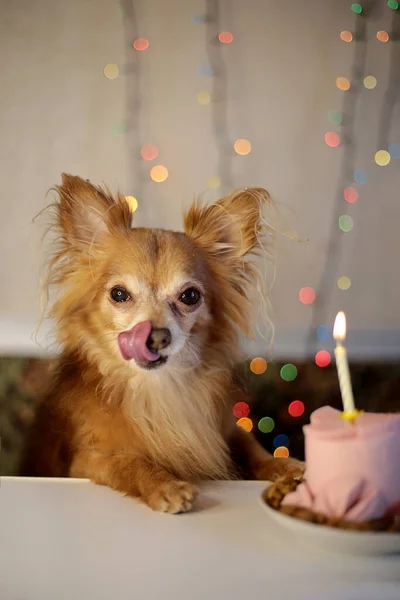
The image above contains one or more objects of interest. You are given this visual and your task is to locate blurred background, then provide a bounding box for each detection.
[1,0,400,475]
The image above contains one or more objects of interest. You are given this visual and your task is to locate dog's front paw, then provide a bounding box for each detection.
[257,457,305,482]
[146,480,198,514]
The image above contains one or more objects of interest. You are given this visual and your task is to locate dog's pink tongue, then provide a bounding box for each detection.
[118,321,160,362]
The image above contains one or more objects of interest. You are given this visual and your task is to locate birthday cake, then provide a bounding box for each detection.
[265,406,400,532]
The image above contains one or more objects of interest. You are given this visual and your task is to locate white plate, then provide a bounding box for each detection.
[260,488,400,556]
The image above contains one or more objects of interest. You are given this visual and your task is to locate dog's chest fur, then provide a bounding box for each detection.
[120,368,234,481]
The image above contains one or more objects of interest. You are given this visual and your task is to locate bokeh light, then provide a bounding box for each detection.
[233,402,250,419]
[133,38,149,51]
[150,165,169,182]
[103,64,119,79]
[344,187,359,204]
[338,276,352,290]
[258,417,275,433]
[250,357,267,375]
[141,144,158,161]
[280,364,298,382]
[340,31,353,42]
[351,3,363,13]
[387,0,399,9]
[125,196,138,213]
[327,110,343,125]
[315,350,331,368]
[288,400,305,418]
[273,434,290,449]
[110,122,127,136]
[234,139,252,155]
[274,446,290,458]
[197,64,214,77]
[218,31,233,44]
[389,143,400,159]
[197,91,211,105]
[336,77,350,91]
[236,417,253,433]
[207,175,221,189]
[191,14,207,23]
[376,30,389,42]
[299,287,316,305]
[354,168,368,184]
[364,76,377,89]
[325,132,340,147]
[317,325,332,342]
[375,150,391,166]
[339,215,354,232]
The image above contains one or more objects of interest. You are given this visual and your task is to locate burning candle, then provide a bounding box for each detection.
[333,311,358,419]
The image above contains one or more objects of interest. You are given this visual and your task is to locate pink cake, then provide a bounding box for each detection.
[282,406,400,523]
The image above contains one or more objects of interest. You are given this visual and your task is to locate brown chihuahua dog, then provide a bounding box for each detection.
[21,174,303,513]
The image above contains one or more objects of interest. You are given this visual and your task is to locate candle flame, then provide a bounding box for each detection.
[333,311,346,342]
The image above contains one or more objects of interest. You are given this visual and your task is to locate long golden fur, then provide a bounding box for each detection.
[20,174,303,513]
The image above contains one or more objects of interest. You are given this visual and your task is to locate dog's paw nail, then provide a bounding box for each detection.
[147,481,198,514]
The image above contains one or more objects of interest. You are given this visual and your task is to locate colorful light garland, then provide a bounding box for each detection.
[363,75,377,89]
[250,357,267,375]
[103,63,119,80]
[280,364,298,382]
[236,417,253,433]
[218,31,233,44]
[150,165,169,183]
[140,144,158,161]
[112,2,400,460]
[258,417,275,433]
[274,447,289,458]
[288,400,305,418]
[325,132,341,147]
[233,402,250,419]
[234,138,251,155]
[299,287,316,305]
[343,187,358,204]
[315,350,331,368]
[273,434,290,449]
[133,38,149,51]
[375,150,391,166]
[353,168,368,184]
[376,30,389,42]
[337,276,351,290]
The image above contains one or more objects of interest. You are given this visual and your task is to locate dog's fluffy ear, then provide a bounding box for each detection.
[184,187,274,260]
[184,188,276,336]
[54,173,131,250]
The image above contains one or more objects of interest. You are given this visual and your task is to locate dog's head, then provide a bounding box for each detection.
[47,174,275,375]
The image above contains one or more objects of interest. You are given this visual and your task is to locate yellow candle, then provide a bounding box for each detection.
[333,312,360,420]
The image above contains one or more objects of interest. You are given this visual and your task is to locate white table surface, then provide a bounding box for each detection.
[1,478,399,600]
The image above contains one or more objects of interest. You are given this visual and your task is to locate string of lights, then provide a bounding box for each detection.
[205,0,234,194]
[102,2,400,461]
[120,0,143,206]
[306,1,370,361]
[307,0,399,367]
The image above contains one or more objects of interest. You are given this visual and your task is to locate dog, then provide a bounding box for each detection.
[20,174,303,513]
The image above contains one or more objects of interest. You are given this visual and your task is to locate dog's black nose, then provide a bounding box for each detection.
[146,328,172,352]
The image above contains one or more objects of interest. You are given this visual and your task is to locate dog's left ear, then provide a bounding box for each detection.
[184,188,276,336]
[184,187,274,260]
[54,174,131,251]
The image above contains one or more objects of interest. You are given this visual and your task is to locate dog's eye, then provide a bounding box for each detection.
[179,287,201,306]
[110,286,131,303]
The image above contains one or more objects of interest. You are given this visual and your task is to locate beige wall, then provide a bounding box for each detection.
[1,0,399,358]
